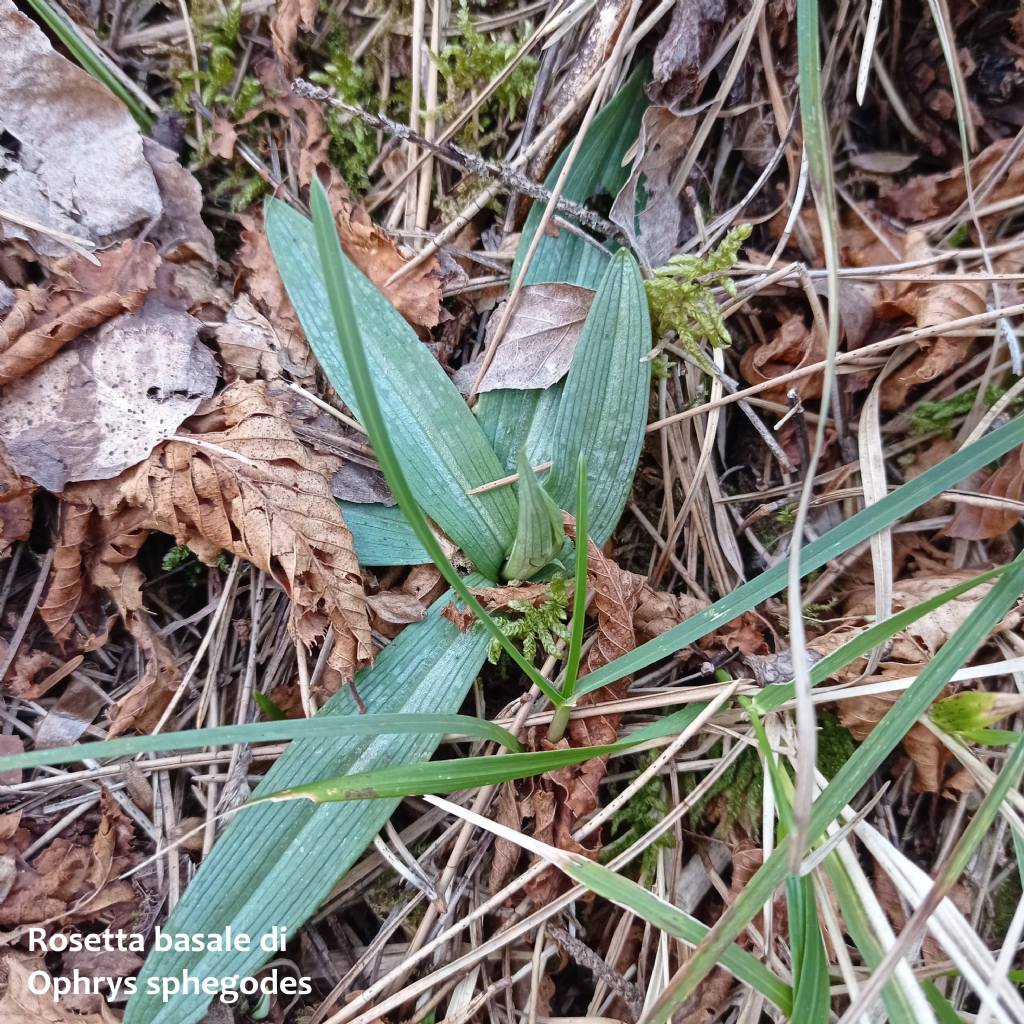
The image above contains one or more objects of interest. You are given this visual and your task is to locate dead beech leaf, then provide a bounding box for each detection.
[269,0,318,78]
[0,295,218,490]
[838,684,949,792]
[331,198,444,331]
[648,0,727,113]
[0,953,120,1024]
[209,116,238,160]
[141,138,216,265]
[0,240,159,388]
[0,790,137,932]
[844,573,1019,660]
[739,313,824,402]
[477,284,594,392]
[214,294,303,383]
[946,444,1024,540]
[0,0,161,258]
[0,442,34,558]
[610,106,697,267]
[55,381,372,694]
[237,214,317,386]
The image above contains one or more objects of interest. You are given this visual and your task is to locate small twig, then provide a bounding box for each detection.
[465,460,552,495]
[292,78,621,240]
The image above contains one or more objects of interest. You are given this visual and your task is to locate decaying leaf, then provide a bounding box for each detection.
[0,240,160,388]
[610,106,696,267]
[477,285,594,393]
[269,0,318,78]
[739,312,824,402]
[0,0,161,257]
[838,683,950,793]
[45,382,372,707]
[0,442,34,558]
[330,196,445,331]
[648,0,727,112]
[946,444,1024,540]
[214,294,306,384]
[0,295,218,491]
[0,791,137,931]
[0,953,120,1023]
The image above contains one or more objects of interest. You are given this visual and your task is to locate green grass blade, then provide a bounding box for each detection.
[573,416,1024,701]
[645,549,1024,1024]
[0,713,522,774]
[266,197,516,581]
[21,0,153,128]
[786,873,832,1024]
[544,248,651,542]
[254,704,706,805]
[922,981,967,1024]
[307,180,562,705]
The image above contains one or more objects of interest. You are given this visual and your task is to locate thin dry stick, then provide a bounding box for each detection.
[0,549,53,683]
[292,80,621,237]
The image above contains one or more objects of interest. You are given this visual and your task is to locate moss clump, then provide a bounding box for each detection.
[602,751,675,880]
[912,384,1006,437]
[486,577,570,665]
[434,3,537,144]
[644,224,751,359]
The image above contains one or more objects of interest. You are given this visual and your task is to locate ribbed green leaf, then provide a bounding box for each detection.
[512,63,647,288]
[480,63,647,476]
[544,248,651,541]
[341,501,429,565]
[124,586,491,1024]
[503,448,565,579]
[265,198,515,581]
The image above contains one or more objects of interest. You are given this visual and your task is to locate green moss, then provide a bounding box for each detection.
[601,751,675,880]
[816,710,855,779]
[309,33,394,194]
[991,870,1023,940]
[486,577,570,665]
[644,224,751,359]
[912,384,1006,437]
[434,3,537,144]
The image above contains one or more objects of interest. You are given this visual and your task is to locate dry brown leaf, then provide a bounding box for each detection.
[739,312,824,402]
[0,953,121,1024]
[648,0,727,113]
[0,441,34,558]
[838,683,949,793]
[610,106,697,267]
[0,240,159,388]
[214,294,300,383]
[0,295,218,491]
[209,117,238,161]
[0,0,161,258]
[477,284,594,393]
[844,573,1019,660]
[47,382,371,704]
[946,444,1024,540]
[236,214,318,386]
[331,198,444,331]
[0,790,137,932]
[269,0,318,78]
[141,139,216,266]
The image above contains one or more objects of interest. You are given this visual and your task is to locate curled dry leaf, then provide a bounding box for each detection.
[477,284,594,393]
[739,312,824,402]
[838,682,950,793]
[610,105,696,267]
[946,444,1024,540]
[0,952,120,1024]
[0,294,218,491]
[648,0,727,113]
[48,382,372,708]
[877,233,988,409]
[269,0,318,78]
[0,790,137,932]
[0,240,160,388]
[214,294,310,384]
[0,0,161,258]
[0,442,34,558]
